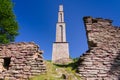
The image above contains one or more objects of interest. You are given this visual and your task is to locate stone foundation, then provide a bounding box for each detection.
[77,16,120,80]
[52,42,70,64]
[0,42,46,80]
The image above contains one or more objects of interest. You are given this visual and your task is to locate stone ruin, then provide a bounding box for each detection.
[1,16,120,80]
[0,42,46,80]
[77,16,120,80]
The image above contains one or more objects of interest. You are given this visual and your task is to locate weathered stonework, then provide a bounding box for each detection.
[52,42,70,64]
[78,16,120,80]
[0,42,46,80]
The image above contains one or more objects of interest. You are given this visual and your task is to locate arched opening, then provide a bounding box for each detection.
[3,57,11,70]
[60,25,63,42]
[60,13,62,22]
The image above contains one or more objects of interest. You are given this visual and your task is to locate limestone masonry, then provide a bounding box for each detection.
[0,42,46,80]
[78,16,120,80]
[52,5,70,64]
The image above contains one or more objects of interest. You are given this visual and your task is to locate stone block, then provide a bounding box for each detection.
[23,66,31,71]
[86,77,101,80]
[16,66,23,70]
[87,70,99,74]
[31,72,39,76]
[11,70,19,74]
[82,61,93,65]
[14,74,23,78]
[0,75,4,79]
[31,70,40,73]
[98,74,107,77]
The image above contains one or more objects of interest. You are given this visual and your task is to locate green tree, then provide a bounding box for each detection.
[0,0,19,44]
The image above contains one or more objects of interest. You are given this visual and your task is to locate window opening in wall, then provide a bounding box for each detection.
[3,57,11,70]
[60,25,63,42]
[60,13,62,22]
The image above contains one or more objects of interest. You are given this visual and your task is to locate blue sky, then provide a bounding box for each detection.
[13,0,120,60]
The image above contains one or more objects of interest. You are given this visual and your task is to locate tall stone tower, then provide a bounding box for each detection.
[52,5,70,64]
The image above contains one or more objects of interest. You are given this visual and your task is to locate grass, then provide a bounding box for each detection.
[30,58,81,80]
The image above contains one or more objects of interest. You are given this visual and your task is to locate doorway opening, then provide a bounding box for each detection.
[3,57,11,70]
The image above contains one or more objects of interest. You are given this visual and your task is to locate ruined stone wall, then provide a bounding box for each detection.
[78,16,120,80]
[0,42,46,80]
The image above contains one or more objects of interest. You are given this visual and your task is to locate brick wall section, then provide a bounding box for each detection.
[77,16,120,80]
[0,42,46,80]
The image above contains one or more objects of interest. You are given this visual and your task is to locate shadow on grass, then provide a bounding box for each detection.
[53,57,84,72]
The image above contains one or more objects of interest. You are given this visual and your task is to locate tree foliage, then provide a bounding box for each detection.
[0,0,19,44]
